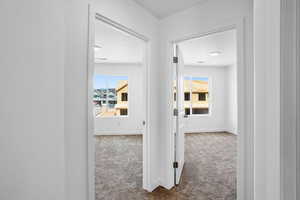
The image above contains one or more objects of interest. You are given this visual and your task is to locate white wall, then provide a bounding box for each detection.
[0,1,65,200]
[184,66,235,133]
[64,0,160,199]
[158,0,252,193]
[94,63,144,134]
[227,64,238,134]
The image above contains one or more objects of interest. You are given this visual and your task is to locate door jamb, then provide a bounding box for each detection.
[166,18,253,200]
[87,5,151,200]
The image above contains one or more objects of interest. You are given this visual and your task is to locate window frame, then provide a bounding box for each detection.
[121,92,128,102]
[184,76,211,117]
[93,74,130,118]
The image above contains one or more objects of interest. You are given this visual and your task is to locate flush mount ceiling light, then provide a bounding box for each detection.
[94,45,102,51]
[209,51,221,56]
[95,57,107,61]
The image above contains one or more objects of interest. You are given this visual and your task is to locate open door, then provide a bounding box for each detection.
[173,44,185,185]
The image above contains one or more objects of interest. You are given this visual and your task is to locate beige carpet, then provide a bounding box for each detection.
[95,132,237,200]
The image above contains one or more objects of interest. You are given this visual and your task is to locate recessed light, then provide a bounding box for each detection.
[209,51,221,56]
[197,61,205,64]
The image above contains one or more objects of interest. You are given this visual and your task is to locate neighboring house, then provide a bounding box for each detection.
[115,80,128,116]
[93,80,128,117]
[175,80,209,115]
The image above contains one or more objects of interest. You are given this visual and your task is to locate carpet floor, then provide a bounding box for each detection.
[95,132,237,200]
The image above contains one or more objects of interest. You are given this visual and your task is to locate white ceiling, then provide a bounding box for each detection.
[178,29,237,66]
[95,19,236,66]
[133,0,207,19]
[94,19,144,64]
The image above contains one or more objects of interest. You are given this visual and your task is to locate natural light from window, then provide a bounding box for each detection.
[184,77,210,115]
[93,75,129,117]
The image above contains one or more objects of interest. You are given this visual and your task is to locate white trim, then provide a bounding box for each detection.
[87,6,152,200]
[280,0,299,199]
[297,0,300,198]
[87,5,95,200]
[95,13,149,42]
[254,1,281,198]
[182,75,212,117]
[165,18,253,200]
[94,130,142,135]
[184,129,233,133]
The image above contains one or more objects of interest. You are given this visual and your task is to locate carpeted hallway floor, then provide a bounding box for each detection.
[95,132,237,200]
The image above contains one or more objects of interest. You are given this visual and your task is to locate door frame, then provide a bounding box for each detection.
[166,18,254,200]
[87,5,151,200]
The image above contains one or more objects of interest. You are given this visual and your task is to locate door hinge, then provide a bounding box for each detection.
[173,161,178,168]
[173,56,178,63]
[142,120,146,126]
[173,108,178,116]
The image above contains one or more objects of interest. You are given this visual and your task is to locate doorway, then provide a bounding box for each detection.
[172,28,239,199]
[87,12,151,200]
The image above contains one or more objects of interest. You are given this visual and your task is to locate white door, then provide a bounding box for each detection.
[174,44,185,184]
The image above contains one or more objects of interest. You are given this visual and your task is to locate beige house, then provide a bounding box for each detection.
[115,80,129,115]
[175,79,209,115]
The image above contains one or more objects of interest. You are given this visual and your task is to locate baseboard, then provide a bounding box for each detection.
[185,128,237,135]
[94,130,143,135]
[184,128,227,133]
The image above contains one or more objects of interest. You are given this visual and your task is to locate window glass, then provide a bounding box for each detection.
[184,77,191,115]
[121,93,128,101]
[93,75,128,117]
[184,76,209,115]
[184,92,190,101]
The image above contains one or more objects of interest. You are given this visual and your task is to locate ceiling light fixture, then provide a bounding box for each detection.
[209,51,221,56]
[94,45,102,51]
[95,57,107,61]
[197,61,205,64]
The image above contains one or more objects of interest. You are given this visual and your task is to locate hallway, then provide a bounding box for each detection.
[95,132,236,200]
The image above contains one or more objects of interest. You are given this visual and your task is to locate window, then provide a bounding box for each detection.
[198,92,206,101]
[121,93,128,101]
[120,109,128,116]
[93,75,129,117]
[184,77,210,115]
[185,108,190,115]
[192,108,209,114]
[184,92,190,101]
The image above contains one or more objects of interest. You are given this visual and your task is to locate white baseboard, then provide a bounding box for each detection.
[184,128,227,133]
[94,130,143,135]
[185,128,237,135]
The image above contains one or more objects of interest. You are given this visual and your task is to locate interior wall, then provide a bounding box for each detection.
[158,0,252,190]
[94,63,144,134]
[0,1,65,200]
[64,0,160,199]
[183,65,237,134]
[183,66,229,133]
[227,64,238,134]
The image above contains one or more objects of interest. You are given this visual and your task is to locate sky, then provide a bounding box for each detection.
[94,75,207,89]
[94,75,128,89]
[184,77,209,82]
